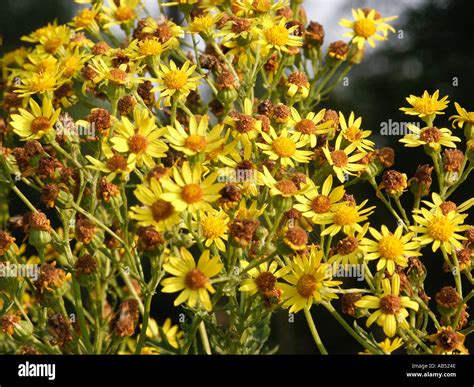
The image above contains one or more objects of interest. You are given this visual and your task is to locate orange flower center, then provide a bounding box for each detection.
[181,183,203,204]
[151,199,174,222]
[185,134,207,152]
[379,295,401,314]
[31,116,51,133]
[184,268,208,290]
[311,195,332,213]
[295,119,316,134]
[115,6,135,22]
[296,274,316,298]
[255,272,277,293]
[331,150,348,167]
[128,134,148,153]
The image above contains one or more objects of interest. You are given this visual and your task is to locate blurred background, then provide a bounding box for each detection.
[1,0,473,353]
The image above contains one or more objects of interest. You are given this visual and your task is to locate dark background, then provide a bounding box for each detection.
[1,0,473,354]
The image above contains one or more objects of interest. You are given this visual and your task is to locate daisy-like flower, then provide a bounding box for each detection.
[399,124,460,151]
[319,199,375,237]
[239,260,288,299]
[340,8,397,49]
[188,13,220,36]
[127,38,168,61]
[162,248,223,312]
[322,134,368,183]
[288,108,333,148]
[259,166,309,198]
[160,162,224,213]
[153,60,202,107]
[256,16,303,54]
[361,225,421,275]
[360,337,404,355]
[294,175,345,223]
[133,17,183,49]
[224,98,261,145]
[355,274,419,337]
[10,97,61,140]
[450,102,474,129]
[328,223,369,266]
[101,0,139,29]
[86,145,136,182]
[70,5,101,34]
[166,115,224,157]
[196,210,229,252]
[339,111,374,152]
[411,207,469,254]
[421,192,474,217]
[235,0,286,16]
[278,246,341,314]
[110,107,168,168]
[257,127,312,168]
[89,58,141,89]
[129,178,181,231]
[15,68,64,97]
[400,90,450,122]
[427,326,469,354]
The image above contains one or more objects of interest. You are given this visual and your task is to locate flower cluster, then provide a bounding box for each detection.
[0,0,471,355]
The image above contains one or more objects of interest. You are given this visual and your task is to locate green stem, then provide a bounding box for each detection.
[135,291,153,354]
[303,306,328,354]
[199,321,212,355]
[323,302,382,354]
[72,278,93,353]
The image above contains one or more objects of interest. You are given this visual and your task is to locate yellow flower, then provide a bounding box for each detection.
[319,199,375,237]
[153,60,202,106]
[86,143,136,181]
[196,210,229,251]
[286,71,310,99]
[110,107,168,168]
[322,134,368,183]
[14,68,63,97]
[10,97,60,140]
[259,166,308,198]
[328,223,368,266]
[101,0,139,29]
[355,274,419,337]
[256,16,303,54]
[340,8,397,49]
[160,162,224,213]
[162,248,223,311]
[339,111,374,152]
[236,0,286,16]
[166,115,224,156]
[278,246,341,314]
[258,127,312,168]
[411,207,469,254]
[188,13,219,36]
[224,98,262,145]
[294,175,345,223]
[239,260,288,297]
[127,38,168,60]
[130,178,181,231]
[360,337,404,355]
[400,90,449,121]
[288,108,333,148]
[70,5,101,34]
[450,102,474,129]
[89,58,141,88]
[362,225,421,275]
[400,124,460,151]
[421,192,474,216]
